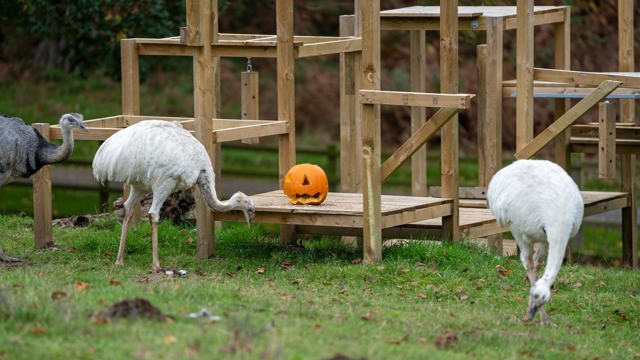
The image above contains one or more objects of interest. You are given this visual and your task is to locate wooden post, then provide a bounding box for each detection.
[410,30,427,196]
[340,15,360,193]
[552,7,576,259]
[241,69,260,144]
[277,0,297,245]
[32,123,53,249]
[598,101,616,179]
[440,0,459,241]
[120,39,142,223]
[360,0,382,263]
[553,7,572,169]
[516,0,534,152]
[477,43,502,255]
[618,0,637,267]
[191,0,216,259]
[478,17,503,186]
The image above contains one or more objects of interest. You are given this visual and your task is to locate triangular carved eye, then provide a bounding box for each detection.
[303,175,309,186]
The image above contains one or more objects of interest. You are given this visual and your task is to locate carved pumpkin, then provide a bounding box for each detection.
[283,163,329,205]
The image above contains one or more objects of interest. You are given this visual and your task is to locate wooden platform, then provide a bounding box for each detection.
[217,190,629,241]
[133,33,362,59]
[215,190,453,231]
[48,115,288,143]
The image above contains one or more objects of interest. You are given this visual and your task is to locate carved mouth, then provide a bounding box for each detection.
[294,193,321,199]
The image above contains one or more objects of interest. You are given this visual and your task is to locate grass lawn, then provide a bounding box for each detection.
[1,215,638,359]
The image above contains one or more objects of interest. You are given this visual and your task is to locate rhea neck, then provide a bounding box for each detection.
[40,124,75,164]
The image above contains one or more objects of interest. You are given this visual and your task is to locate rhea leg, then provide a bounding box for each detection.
[532,242,549,324]
[516,234,544,322]
[0,248,21,263]
[116,186,145,266]
[147,182,176,272]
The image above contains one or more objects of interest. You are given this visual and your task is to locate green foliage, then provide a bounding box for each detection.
[1,1,185,77]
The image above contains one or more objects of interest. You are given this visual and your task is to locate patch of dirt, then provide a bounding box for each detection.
[90,298,172,322]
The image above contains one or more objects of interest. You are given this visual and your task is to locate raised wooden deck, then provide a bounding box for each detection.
[215,190,453,230]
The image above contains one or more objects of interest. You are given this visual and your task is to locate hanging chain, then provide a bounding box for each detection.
[246,57,253,72]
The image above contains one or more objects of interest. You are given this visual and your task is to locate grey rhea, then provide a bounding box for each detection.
[0,113,87,263]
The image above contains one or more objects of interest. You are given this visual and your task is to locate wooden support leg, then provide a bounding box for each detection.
[440,0,459,242]
[32,123,53,249]
[277,0,296,246]
[621,154,637,268]
[340,14,360,248]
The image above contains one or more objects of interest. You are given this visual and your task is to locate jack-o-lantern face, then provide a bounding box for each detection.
[283,163,329,205]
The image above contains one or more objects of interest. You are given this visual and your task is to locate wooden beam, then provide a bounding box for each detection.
[359,90,473,108]
[440,0,459,242]
[515,80,622,159]
[360,0,382,263]
[410,30,427,196]
[32,123,53,249]
[516,0,534,151]
[381,107,458,181]
[598,101,616,179]
[534,68,640,88]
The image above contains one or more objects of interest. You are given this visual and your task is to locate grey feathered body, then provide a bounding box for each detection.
[0,115,59,186]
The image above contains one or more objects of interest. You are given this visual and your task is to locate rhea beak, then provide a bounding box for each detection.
[79,123,89,132]
[244,211,254,229]
[526,303,539,321]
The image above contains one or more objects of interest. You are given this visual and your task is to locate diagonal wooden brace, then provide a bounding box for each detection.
[515,80,622,159]
[381,107,459,181]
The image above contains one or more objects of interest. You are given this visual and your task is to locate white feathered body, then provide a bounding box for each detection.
[92,120,213,193]
[487,159,583,245]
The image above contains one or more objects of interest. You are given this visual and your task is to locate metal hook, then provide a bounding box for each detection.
[246,57,252,72]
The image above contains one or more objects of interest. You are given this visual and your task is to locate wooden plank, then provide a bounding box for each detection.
[32,123,53,249]
[515,80,622,159]
[240,70,260,144]
[382,203,452,228]
[598,101,616,179]
[360,0,382,263]
[571,124,640,139]
[193,0,215,259]
[410,30,427,197]
[381,108,458,181]
[49,127,120,141]
[339,15,360,193]
[359,90,473,108]
[534,68,640,88]
[297,38,362,58]
[516,0,534,152]
[429,186,487,199]
[504,8,566,29]
[276,0,297,246]
[440,0,459,241]
[619,0,635,125]
[212,121,288,143]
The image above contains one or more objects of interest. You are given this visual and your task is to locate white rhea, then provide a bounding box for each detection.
[92,120,255,271]
[487,159,583,324]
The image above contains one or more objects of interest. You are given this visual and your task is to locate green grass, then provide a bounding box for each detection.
[1,214,638,359]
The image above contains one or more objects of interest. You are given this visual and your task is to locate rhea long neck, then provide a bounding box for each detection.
[39,125,75,164]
